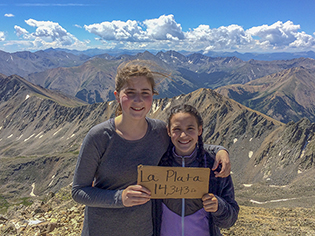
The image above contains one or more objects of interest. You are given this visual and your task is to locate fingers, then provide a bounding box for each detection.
[202,193,218,212]
[128,185,151,195]
[202,193,214,201]
[213,150,231,178]
[122,185,151,207]
[212,159,219,172]
[214,160,231,178]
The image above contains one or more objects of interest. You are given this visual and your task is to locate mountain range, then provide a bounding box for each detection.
[0,73,314,213]
[50,47,315,61]
[19,49,315,124]
[0,49,315,123]
[1,48,315,215]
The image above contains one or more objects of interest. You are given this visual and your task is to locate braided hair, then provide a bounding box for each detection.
[159,104,206,167]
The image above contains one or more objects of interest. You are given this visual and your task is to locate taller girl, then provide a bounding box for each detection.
[72,60,231,236]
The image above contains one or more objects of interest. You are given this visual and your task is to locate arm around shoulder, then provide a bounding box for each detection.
[204,144,231,177]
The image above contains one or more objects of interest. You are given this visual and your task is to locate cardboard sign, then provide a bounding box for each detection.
[137,165,210,199]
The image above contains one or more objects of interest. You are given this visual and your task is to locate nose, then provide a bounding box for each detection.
[133,92,143,102]
[180,131,187,138]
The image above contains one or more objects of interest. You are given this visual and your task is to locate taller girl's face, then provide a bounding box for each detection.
[167,112,202,156]
[114,76,154,120]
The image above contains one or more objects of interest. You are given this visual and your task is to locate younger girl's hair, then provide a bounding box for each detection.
[115,59,169,116]
[160,104,206,167]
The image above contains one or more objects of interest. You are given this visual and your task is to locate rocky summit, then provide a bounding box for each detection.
[1,184,315,235]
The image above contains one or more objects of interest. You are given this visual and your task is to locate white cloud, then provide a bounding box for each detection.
[186,24,254,52]
[25,19,70,41]
[84,14,185,43]
[13,19,87,50]
[83,16,315,52]
[247,21,298,46]
[3,15,315,53]
[289,31,315,48]
[81,15,272,52]
[85,19,148,42]
[247,21,315,50]
[4,13,14,17]
[143,14,185,40]
[3,40,34,50]
[14,26,29,37]
[0,31,5,41]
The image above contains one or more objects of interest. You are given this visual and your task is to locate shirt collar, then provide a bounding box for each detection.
[172,146,198,166]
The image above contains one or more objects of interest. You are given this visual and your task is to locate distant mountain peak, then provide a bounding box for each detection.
[215,66,315,123]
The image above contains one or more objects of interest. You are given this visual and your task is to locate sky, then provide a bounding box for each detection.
[1,0,315,53]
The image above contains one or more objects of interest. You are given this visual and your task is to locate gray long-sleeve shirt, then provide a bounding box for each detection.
[72,118,170,236]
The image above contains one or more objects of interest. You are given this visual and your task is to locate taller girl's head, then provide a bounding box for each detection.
[114,60,161,117]
[167,104,204,156]
[115,60,159,96]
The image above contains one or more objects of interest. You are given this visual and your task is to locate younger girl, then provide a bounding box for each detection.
[153,104,239,236]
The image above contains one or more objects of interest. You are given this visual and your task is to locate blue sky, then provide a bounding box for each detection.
[1,0,315,53]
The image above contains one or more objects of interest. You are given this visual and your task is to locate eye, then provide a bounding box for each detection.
[142,91,152,96]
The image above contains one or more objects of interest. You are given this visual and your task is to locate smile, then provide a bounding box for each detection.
[131,107,144,111]
[179,140,190,144]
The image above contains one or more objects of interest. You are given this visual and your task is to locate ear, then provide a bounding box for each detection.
[167,126,171,137]
[198,125,203,136]
[114,90,119,102]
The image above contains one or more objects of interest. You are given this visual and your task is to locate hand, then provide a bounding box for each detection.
[202,193,218,213]
[122,185,151,207]
[212,149,231,178]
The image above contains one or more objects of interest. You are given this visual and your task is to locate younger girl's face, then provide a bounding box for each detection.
[167,112,202,156]
[114,76,154,120]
